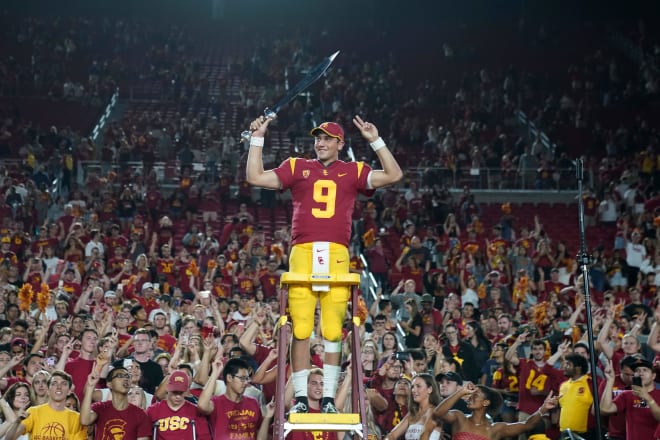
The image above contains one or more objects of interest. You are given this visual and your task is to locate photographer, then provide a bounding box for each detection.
[600,357,660,440]
[368,356,411,433]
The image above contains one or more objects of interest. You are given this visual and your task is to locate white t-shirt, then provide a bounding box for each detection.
[626,241,646,268]
[462,288,480,308]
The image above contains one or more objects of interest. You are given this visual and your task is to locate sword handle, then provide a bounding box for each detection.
[240,108,278,141]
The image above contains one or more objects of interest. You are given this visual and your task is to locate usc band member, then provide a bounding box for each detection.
[247,115,402,413]
[146,370,211,440]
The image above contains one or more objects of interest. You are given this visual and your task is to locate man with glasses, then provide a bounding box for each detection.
[199,356,270,440]
[81,365,151,439]
[124,328,164,394]
[147,370,212,440]
[365,314,389,344]
[368,357,406,433]
[5,370,87,440]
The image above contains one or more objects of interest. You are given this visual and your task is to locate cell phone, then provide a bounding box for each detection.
[46,357,56,366]
[558,321,571,330]
[633,376,642,387]
[394,351,410,361]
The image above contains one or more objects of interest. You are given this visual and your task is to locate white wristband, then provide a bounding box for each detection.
[370,137,386,151]
[250,136,265,147]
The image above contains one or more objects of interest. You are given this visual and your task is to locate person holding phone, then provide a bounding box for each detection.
[600,357,660,440]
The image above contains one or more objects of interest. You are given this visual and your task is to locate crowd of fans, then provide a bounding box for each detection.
[0,7,659,440]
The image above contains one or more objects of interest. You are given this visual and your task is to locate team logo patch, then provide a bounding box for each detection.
[303,170,310,179]
[578,387,585,394]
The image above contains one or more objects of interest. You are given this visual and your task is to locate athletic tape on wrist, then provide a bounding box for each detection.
[250,136,265,147]
[370,137,386,151]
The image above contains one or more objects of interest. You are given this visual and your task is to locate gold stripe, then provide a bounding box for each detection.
[289,158,297,175]
[356,161,364,178]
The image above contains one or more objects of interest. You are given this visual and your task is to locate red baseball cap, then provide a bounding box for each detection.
[310,122,344,142]
[167,370,190,393]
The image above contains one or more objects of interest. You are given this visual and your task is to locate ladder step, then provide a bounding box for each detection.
[284,422,363,433]
[288,413,360,424]
[281,272,361,285]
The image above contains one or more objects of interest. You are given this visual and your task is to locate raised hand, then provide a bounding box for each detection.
[541,391,559,412]
[202,334,216,354]
[211,350,224,376]
[86,365,101,388]
[264,399,276,419]
[603,359,615,381]
[249,116,272,138]
[462,382,477,396]
[353,116,379,143]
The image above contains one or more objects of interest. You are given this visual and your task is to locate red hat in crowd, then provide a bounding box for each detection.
[167,371,190,393]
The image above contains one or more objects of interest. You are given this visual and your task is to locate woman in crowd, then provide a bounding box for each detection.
[379,331,399,361]
[0,381,33,438]
[465,321,492,369]
[401,299,423,349]
[384,373,441,440]
[430,383,558,440]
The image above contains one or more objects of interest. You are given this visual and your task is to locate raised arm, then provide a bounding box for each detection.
[505,331,528,366]
[596,310,615,360]
[546,340,570,367]
[599,359,618,415]
[80,367,101,426]
[198,351,224,415]
[431,385,470,425]
[648,306,660,353]
[353,116,403,189]
[245,117,282,190]
[495,391,558,438]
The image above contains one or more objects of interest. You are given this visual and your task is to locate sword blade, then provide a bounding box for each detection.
[270,50,339,113]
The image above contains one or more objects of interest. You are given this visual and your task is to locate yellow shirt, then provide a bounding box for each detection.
[22,403,87,440]
[558,374,593,432]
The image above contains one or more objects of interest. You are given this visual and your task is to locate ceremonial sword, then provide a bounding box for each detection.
[240,50,340,140]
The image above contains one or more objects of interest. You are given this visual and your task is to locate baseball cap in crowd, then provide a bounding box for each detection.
[421,293,434,303]
[488,270,500,278]
[310,122,344,142]
[435,371,463,385]
[167,370,190,393]
[104,291,116,299]
[142,282,154,291]
[10,338,27,348]
[403,220,414,229]
[1,236,10,243]
[631,357,654,371]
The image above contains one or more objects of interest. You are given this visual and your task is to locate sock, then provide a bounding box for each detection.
[292,369,309,398]
[323,364,341,399]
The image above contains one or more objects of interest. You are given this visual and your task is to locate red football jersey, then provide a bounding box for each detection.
[274,159,373,247]
[517,359,554,414]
